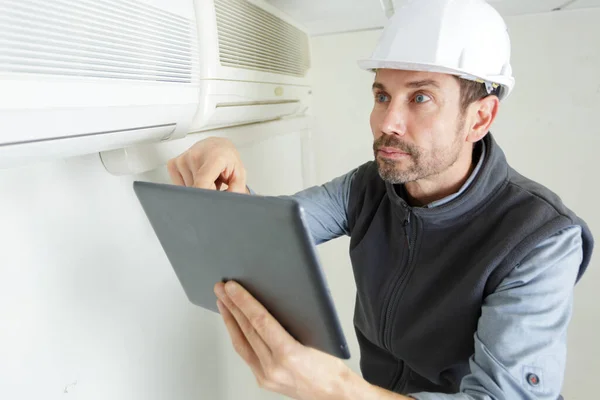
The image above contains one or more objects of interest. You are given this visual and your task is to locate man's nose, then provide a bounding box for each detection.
[380,104,407,136]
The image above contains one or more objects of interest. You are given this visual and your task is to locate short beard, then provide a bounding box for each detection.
[373,120,465,184]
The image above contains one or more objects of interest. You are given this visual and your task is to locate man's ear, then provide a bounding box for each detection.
[467,96,500,143]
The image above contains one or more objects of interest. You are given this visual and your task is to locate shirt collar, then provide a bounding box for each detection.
[425,139,487,209]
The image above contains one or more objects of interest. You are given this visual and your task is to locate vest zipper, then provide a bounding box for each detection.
[404,212,412,250]
[381,210,417,351]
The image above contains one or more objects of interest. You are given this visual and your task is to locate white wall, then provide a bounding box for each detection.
[309,7,600,400]
[0,128,306,400]
[0,155,222,400]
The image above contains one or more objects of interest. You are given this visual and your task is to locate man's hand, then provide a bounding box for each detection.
[167,137,248,193]
[214,281,367,400]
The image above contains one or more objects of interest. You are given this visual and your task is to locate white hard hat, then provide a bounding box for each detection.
[359,0,515,100]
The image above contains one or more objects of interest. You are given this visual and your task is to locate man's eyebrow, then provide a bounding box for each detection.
[372,80,441,91]
[372,82,386,91]
[406,79,441,89]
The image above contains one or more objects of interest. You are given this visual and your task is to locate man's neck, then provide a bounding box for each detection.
[404,145,476,207]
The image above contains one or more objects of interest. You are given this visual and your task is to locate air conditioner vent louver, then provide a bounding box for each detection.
[214,0,310,77]
[0,0,199,83]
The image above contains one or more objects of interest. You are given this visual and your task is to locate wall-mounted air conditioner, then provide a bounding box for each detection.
[191,0,312,132]
[0,0,312,169]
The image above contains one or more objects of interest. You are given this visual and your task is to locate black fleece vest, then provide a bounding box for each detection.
[347,134,593,394]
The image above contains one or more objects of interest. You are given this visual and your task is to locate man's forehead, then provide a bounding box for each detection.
[374,69,455,88]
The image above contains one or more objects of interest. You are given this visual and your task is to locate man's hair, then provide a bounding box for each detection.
[456,77,499,112]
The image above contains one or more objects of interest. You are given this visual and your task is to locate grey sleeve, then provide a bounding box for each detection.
[279,169,357,245]
[410,225,583,400]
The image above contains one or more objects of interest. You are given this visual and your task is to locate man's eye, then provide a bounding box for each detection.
[414,94,432,104]
[376,93,390,103]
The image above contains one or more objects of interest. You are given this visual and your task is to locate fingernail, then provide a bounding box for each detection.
[225,281,237,295]
[214,283,225,299]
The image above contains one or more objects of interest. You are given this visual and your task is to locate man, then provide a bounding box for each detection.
[167,0,594,399]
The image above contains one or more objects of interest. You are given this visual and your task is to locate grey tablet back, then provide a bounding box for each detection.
[133,181,350,359]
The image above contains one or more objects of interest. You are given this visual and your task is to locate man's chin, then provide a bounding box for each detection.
[377,165,409,185]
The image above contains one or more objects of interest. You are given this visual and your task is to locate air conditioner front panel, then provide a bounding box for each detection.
[205,65,310,87]
[0,124,177,170]
[194,103,303,132]
[0,101,197,146]
[191,79,311,131]
[1,77,199,144]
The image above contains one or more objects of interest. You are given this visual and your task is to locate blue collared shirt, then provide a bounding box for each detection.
[287,142,583,399]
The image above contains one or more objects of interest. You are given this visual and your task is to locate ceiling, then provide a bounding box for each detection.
[265,0,600,36]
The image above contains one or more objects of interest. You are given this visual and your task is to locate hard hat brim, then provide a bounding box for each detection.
[357,59,514,100]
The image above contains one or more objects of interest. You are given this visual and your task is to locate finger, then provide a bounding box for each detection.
[176,158,194,187]
[167,159,184,186]
[217,299,265,380]
[224,281,295,353]
[215,177,230,192]
[215,283,273,365]
[193,158,228,189]
[226,165,247,194]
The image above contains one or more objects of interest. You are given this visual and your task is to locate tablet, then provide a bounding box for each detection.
[133,181,350,359]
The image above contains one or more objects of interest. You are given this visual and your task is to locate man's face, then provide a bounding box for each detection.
[370,69,468,184]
